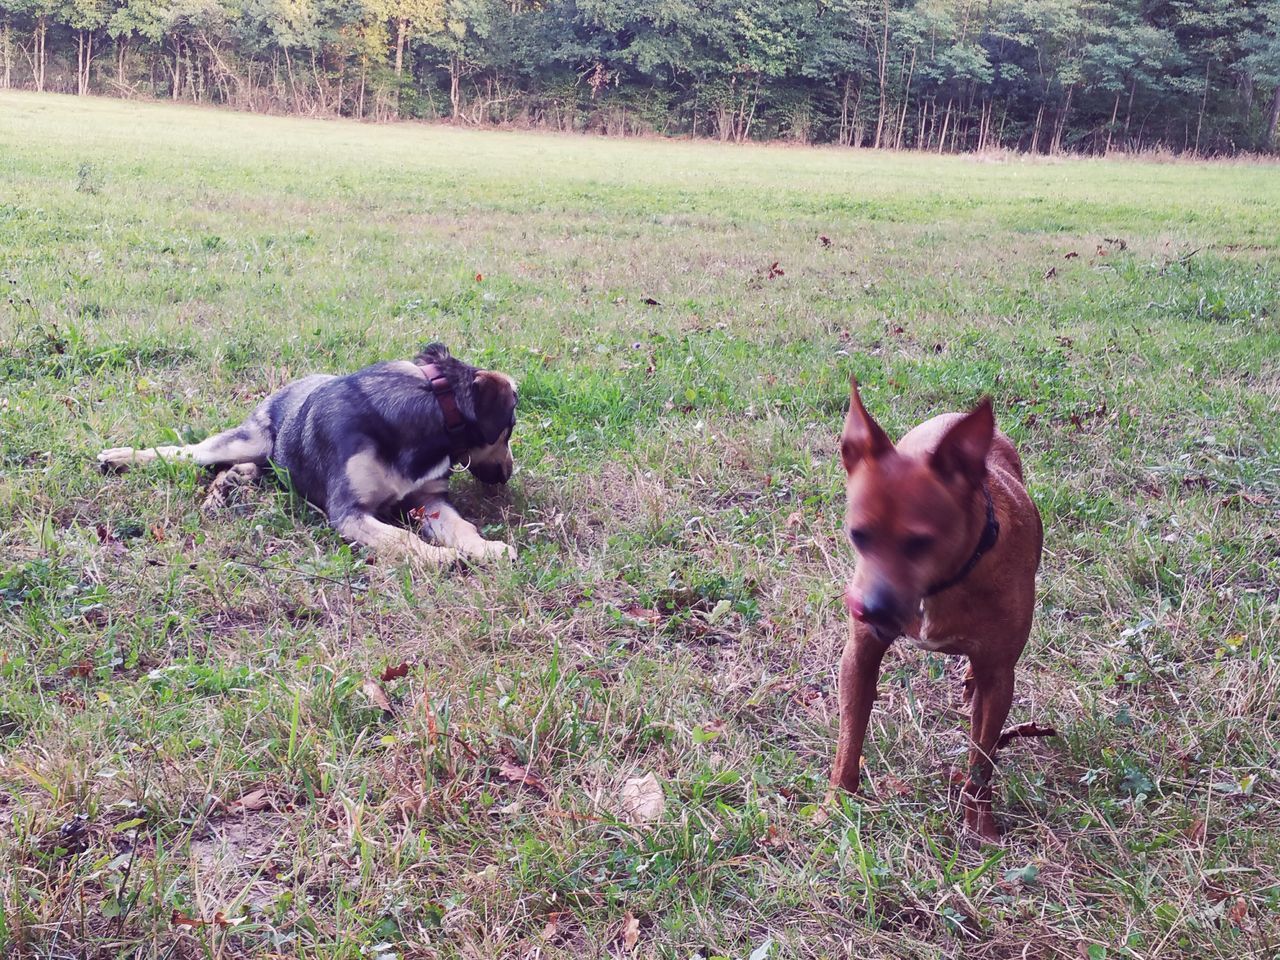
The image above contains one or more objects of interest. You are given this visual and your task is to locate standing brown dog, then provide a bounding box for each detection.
[830,378,1043,839]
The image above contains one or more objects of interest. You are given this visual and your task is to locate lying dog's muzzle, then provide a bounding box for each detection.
[469,462,512,485]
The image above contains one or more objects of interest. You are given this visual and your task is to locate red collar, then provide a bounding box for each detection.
[418,361,469,456]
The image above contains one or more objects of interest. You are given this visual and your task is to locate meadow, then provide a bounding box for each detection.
[1,92,1278,959]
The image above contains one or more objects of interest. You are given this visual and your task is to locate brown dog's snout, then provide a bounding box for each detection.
[849,582,907,636]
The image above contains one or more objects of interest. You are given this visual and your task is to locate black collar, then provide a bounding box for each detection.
[923,482,999,598]
[417,361,470,459]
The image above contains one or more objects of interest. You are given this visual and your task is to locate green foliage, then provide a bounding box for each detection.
[2,0,1279,150]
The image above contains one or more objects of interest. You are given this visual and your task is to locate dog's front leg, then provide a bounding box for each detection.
[417,499,515,561]
[334,512,459,566]
[830,626,890,794]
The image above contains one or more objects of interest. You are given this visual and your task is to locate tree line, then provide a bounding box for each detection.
[3,0,1279,154]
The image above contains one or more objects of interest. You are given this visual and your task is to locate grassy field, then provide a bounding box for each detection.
[1,91,1278,960]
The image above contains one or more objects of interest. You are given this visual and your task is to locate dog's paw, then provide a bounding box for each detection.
[97,447,136,473]
[470,539,516,562]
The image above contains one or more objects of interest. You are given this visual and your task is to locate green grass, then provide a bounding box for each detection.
[2,91,1279,959]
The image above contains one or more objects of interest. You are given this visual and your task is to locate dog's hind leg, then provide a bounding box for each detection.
[334,512,459,567]
[962,657,1016,841]
[99,419,271,473]
[417,499,516,561]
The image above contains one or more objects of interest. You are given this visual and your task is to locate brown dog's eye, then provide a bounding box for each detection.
[903,535,934,559]
[848,528,870,550]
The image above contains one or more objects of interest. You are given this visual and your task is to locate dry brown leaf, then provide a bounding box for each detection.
[226,788,271,814]
[362,677,394,716]
[621,911,640,951]
[150,524,166,542]
[619,604,661,624]
[1043,266,1057,280]
[619,772,665,824]
[542,910,572,941]
[497,762,550,797]
[757,823,787,849]
[784,509,804,529]
[1227,897,1247,926]
[171,910,230,928]
[380,662,412,683]
[1184,818,1206,843]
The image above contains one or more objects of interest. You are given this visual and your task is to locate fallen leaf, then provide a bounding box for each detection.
[1043,266,1057,280]
[766,261,784,279]
[1184,818,1206,842]
[150,524,166,542]
[757,824,786,849]
[877,773,912,797]
[641,296,662,306]
[226,788,272,814]
[474,272,484,282]
[619,604,661,624]
[748,938,774,960]
[819,235,832,247]
[1096,244,1108,256]
[619,772,665,824]
[1105,237,1128,251]
[172,910,232,929]
[620,911,640,951]
[362,677,394,716]
[542,910,571,941]
[784,509,804,528]
[1064,251,1079,259]
[1227,897,1247,926]
[66,659,93,678]
[379,662,412,683]
[497,761,550,797]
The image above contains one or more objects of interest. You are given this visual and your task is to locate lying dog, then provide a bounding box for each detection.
[98,344,518,565]
[831,379,1043,839]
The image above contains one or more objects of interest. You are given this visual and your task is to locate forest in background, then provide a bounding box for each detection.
[2,0,1279,155]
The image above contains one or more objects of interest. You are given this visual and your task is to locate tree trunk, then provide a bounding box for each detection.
[1030,103,1044,153]
[34,18,47,92]
[873,0,890,149]
[1194,57,1211,155]
[1051,83,1074,154]
[395,20,406,76]
[937,99,952,153]
[2,24,11,90]
[171,38,181,100]
[450,55,461,120]
[840,75,852,146]
[894,46,916,150]
[1124,76,1137,137]
[1105,91,1120,154]
[1269,84,1280,149]
[117,38,128,89]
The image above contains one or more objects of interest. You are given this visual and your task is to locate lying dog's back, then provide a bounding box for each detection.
[265,363,455,519]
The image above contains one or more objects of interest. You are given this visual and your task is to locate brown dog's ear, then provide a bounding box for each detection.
[472,371,518,444]
[841,376,894,473]
[930,397,995,487]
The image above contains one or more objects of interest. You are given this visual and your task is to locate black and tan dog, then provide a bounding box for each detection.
[98,344,518,565]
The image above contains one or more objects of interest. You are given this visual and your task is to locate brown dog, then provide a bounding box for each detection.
[830,379,1043,839]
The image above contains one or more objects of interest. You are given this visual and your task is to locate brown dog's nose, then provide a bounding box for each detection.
[854,583,905,634]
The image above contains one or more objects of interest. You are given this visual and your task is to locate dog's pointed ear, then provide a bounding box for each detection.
[473,371,518,444]
[930,397,995,487]
[841,376,894,473]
